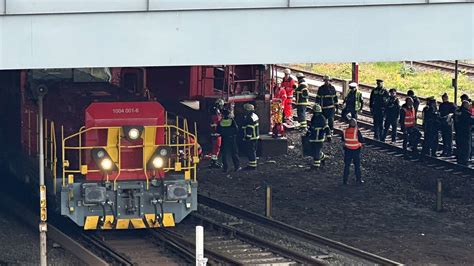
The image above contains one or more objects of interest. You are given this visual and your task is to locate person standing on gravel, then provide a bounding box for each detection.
[308,104,332,169]
[407,90,421,119]
[370,79,389,140]
[281,69,296,126]
[439,93,457,156]
[381,88,400,143]
[295,73,311,131]
[342,118,365,185]
[400,97,421,155]
[242,103,260,170]
[454,100,474,165]
[341,82,363,121]
[316,76,338,133]
[217,109,241,173]
[422,97,440,157]
[209,98,224,168]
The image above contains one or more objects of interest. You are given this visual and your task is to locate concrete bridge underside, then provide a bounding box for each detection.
[0,0,473,69]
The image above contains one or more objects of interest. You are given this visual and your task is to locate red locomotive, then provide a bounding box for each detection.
[2,64,273,229]
[59,101,198,229]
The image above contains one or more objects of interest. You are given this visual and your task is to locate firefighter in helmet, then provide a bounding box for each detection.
[242,103,260,170]
[295,73,311,130]
[308,103,331,169]
[316,75,338,133]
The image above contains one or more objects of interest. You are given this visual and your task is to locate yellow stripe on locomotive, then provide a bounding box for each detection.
[60,102,199,230]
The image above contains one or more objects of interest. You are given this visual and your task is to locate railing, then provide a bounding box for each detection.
[22,108,59,193]
[62,114,199,190]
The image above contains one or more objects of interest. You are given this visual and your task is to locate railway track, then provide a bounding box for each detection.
[331,115,474,176]
[0,192,111,265]
[410,60,474,77]
[275,64,430,105]
[195,195,402,265]
[0,182,197,266]
[277,65,473,173]
[85,230,195,265]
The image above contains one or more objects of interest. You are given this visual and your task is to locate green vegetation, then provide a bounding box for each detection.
[294,62,474,100]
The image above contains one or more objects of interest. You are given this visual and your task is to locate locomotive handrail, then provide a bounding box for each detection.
[22,107,59,194]
[62,123,199,190]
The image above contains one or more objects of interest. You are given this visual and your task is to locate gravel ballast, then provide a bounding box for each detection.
[0,208,84,265]
[198,131,474,264]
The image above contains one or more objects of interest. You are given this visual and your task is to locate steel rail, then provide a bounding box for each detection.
[81,233,133,265]
[0,193,110,266]
[190,212,327,265]
[280,65,473,172]
[148,229,198,264]
[411,61,474,77]
[332,115,474,175]
[274,64,430,103]
[198,195,402,265]
[158,228,244,265]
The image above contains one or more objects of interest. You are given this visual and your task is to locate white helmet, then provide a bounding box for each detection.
[283,69,291,75]
[349,82,358,88]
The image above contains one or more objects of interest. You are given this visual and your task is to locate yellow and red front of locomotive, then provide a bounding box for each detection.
[61,102,198,230]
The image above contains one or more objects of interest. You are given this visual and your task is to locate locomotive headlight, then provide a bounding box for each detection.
[147,146,171,170]
[152,157,164,169]
[91,148,116,172]
[123,126,143,141]
[128,128,140,140]
[100,158,113,170]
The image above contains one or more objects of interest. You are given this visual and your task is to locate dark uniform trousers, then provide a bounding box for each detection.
[403,127,421,152]
[322,108,335,131]
[341,108,358,121]
[422,128,439,156]
[221,137,240,171]
[440,123,453,156]
[297,105,307,128]
[245,140,258,168]
[372,109,384,140]
[456,133,471,165]
[312,142,325,167]
[382,116,398,142]
[343,148,361,183]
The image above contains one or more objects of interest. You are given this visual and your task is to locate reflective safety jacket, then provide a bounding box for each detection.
[344,127,363,150]
[242,112,260,140]
[344,90,363,112]
[401,105,416,129]
[295,79,310,106]
[309,114,331,142]
[217,118,238,139]
[316,84,338,109]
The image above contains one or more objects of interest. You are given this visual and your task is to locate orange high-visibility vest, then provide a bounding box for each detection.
[403,107,416,128]
[344,127,362,150]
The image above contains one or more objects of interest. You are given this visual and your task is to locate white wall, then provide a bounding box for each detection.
[0,2,473,69]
